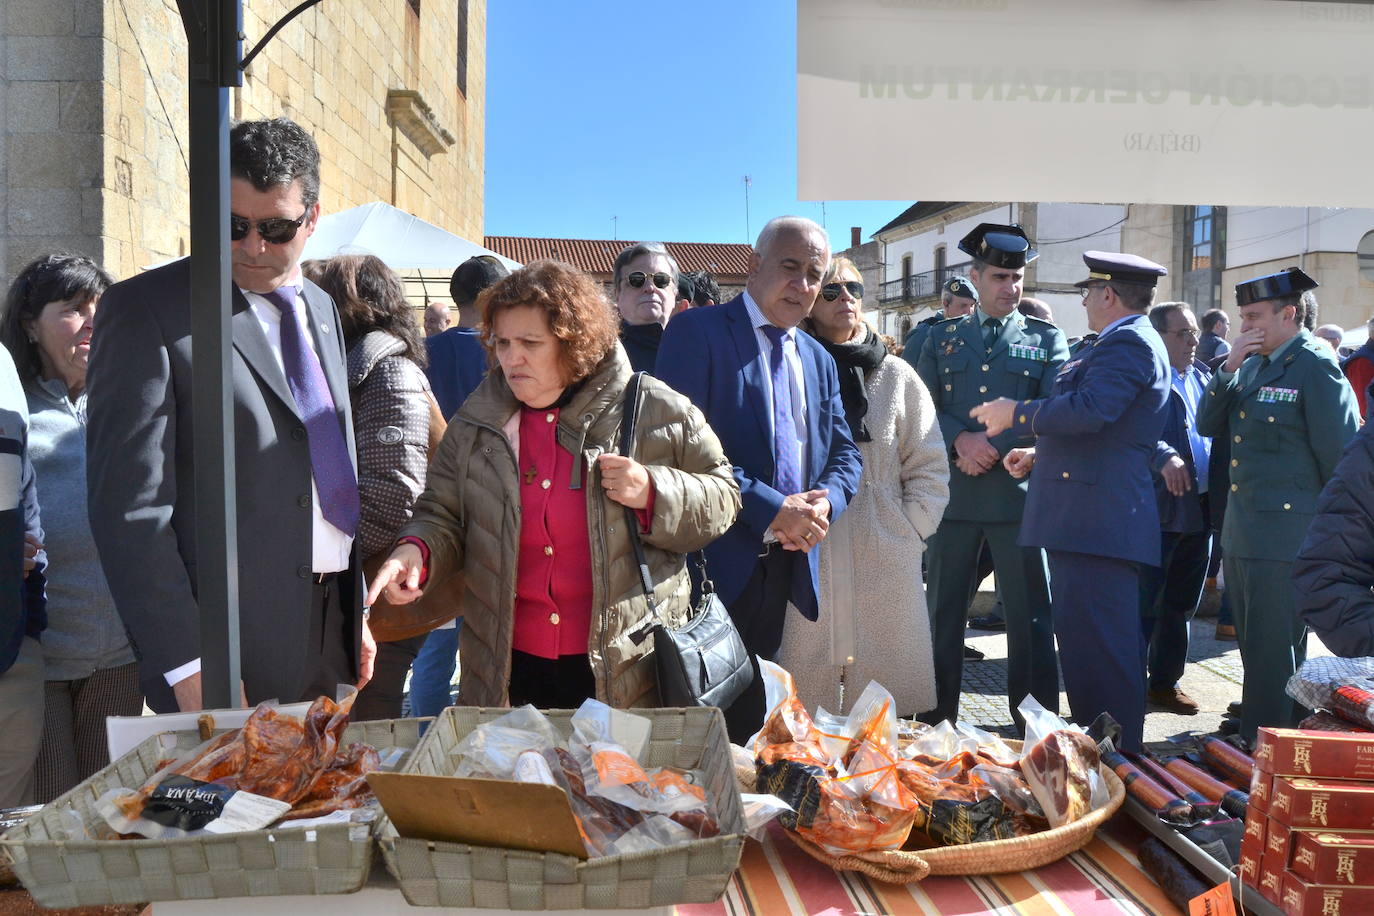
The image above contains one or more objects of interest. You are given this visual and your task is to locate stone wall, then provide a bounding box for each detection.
[2,0,486,283]
[2,0,108,279]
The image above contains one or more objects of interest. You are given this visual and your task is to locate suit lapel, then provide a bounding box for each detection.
[302,283,350,414]
[724,298,772,452]
[989,312,1023,360]
[231,288,299,417]
[1238,352,1287,399]
[800,336,822,483]
[957,314,984,359]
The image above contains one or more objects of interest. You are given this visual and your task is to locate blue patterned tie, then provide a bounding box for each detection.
[761,325,802,496]
[262,287,361,536]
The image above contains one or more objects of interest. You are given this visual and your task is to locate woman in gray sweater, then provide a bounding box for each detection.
[1,254,141,801]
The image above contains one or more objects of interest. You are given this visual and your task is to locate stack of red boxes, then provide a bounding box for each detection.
[1241,727,1374,914]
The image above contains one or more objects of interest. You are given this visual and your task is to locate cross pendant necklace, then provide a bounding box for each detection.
[523,464,538,485]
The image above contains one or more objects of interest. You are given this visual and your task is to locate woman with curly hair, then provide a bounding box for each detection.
[367,260,741,708]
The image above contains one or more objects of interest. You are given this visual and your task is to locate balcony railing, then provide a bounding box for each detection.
[878,260,972,306]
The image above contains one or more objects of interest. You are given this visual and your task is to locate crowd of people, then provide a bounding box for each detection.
[4,115,1374,808]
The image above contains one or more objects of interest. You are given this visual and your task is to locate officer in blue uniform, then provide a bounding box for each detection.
[973,252,1171,751]
[916,224,1066,728]
[902,276,978,371]
[1198,268,1358,742]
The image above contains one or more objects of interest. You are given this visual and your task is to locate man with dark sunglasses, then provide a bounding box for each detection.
[88,117,372,714]
[612,242,680,373]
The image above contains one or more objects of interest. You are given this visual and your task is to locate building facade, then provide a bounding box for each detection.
[870,202,1126,341]
[2,0,486,282]
[867,202,1374,340]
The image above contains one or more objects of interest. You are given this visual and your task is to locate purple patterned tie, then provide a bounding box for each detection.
[761,325,802,496]
[262,287,360,536]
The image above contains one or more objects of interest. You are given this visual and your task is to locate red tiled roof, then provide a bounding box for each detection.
[483,237,752,278]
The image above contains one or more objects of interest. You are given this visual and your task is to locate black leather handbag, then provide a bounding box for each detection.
[618,372,754,709]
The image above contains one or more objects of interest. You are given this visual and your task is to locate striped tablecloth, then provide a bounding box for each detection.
[678,813,1185,916]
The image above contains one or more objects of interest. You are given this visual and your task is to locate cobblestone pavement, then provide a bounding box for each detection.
[959,611,1332,743]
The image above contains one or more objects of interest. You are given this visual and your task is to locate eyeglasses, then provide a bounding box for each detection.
[821,280,864,302]
[1169,327,1201,339]
[1078,283,1107,300]
[626,271,673,290]
[230,210,310,244]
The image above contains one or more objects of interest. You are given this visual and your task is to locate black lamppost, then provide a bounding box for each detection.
[174,0,324,709]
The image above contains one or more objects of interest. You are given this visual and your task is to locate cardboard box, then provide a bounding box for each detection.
[1270,777,1374,830]
[1256,728,1374,779]
[1266,815,1294,866]
[1281,871,1374,915]
[1252,769,1274,815]
[1241,809,1267,889]
[366,772,588,859]
[1260,845,1287,904]
[1290,831,1374,887]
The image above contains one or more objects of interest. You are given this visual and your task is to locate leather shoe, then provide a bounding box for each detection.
[964,644,985,660]
[1227,700,1243,718]
[1218,717,1240,736]
[968,615,1006,631]
[1215,623,1238,641]
[1148,686,1200,715]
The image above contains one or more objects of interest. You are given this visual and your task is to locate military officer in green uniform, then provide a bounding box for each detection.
[916,223,1067,727]
[902,276,978,370]
[1197,267,1358,743]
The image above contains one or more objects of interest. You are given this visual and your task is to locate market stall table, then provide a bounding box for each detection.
[141,811,1183,916]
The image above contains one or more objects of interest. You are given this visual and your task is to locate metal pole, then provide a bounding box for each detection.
[180,0,243,708]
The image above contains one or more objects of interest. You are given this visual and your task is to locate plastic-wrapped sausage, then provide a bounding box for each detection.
[1200,737,1255,790]
[1134,755,1217,819]
[1162,755,1249,819]
[1102,750,1192,823]
[1138,836,1213,911]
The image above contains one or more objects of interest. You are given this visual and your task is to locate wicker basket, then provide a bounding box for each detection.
[374,705,746,909]
[740,739,1126,883]
[0,717,424,908]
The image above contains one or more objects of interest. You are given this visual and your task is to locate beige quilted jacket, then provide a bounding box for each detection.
[399,343,741,708]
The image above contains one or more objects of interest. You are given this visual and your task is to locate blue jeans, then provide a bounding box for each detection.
[408,621,460,719]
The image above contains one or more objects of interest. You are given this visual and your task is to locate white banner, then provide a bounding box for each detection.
[798,0,1374,207]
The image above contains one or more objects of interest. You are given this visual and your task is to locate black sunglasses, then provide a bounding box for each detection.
[820,280,864,302]
[626,271,673,290]
[230,210,310,244]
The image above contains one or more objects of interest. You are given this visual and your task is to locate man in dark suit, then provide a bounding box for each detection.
[87,118,370,713]
[655,216,862,741]
[974,251,1171,751]
[916,224,1066,729]
[1140,302,1213,716]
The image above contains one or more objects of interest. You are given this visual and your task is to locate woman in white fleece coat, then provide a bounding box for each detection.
[779,257,950,718]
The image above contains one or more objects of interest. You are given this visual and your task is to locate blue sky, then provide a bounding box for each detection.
[482,0,907,246]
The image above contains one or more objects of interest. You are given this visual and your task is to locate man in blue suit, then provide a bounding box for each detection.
[974,251,1171,751]
[1141,302,1212,716]
[656,216,862,741]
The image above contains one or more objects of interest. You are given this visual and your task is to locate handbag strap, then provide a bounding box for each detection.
[619,372,659,616]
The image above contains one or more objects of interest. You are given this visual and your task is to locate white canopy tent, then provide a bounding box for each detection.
[303,201,519,270]
[301,201,520,306]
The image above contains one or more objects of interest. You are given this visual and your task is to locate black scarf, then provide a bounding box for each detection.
[812,326,886,442]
